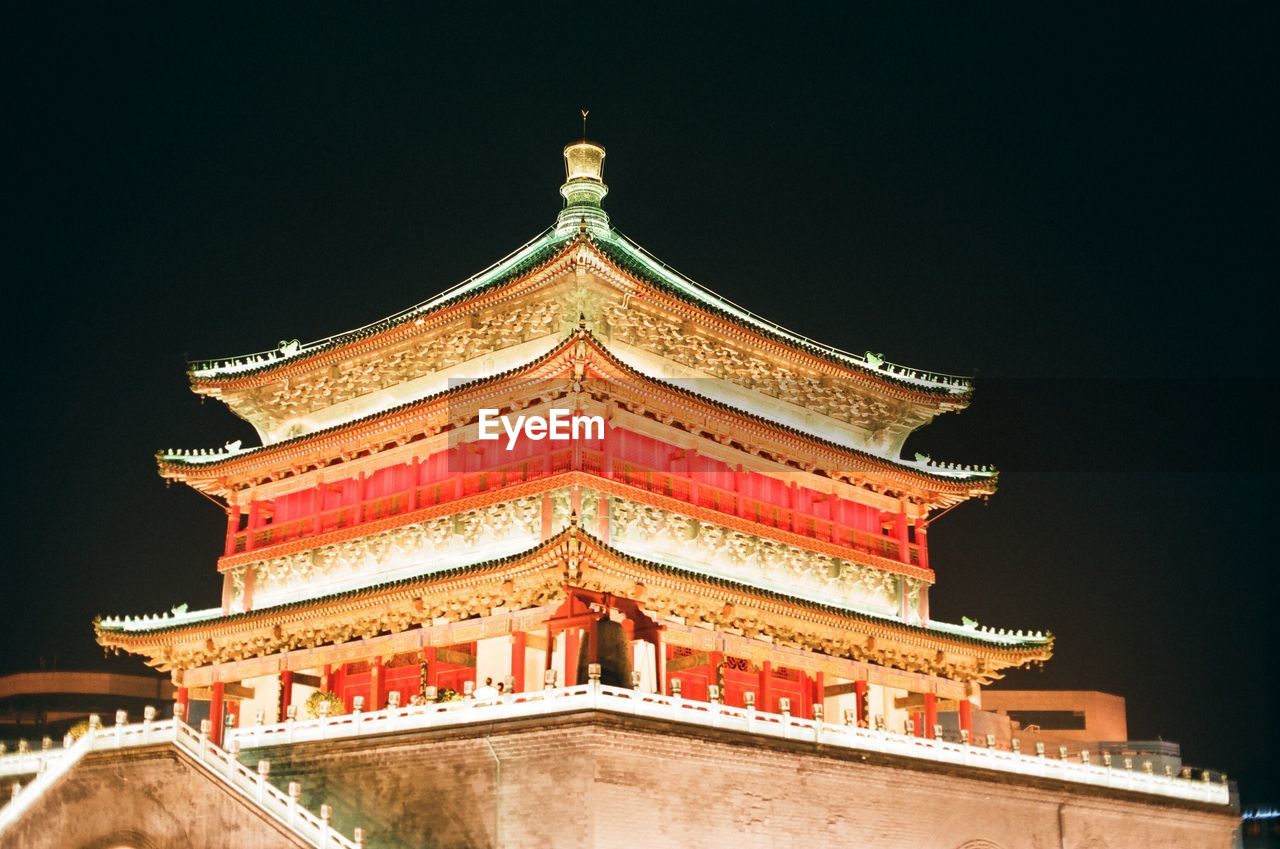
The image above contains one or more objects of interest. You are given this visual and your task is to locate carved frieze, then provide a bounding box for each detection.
[600,299,927,445]
[246,495,546,607]
[606,495,902,617]
[238,299,566,434]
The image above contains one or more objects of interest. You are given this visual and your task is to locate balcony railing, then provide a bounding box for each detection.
[225,680,1230,808]
[227,447,921,569]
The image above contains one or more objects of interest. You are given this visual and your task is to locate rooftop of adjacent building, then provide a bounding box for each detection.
[0,670,174,743]
[981,688,1128,741]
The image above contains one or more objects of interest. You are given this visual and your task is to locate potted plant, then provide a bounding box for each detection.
[305,690,347,719]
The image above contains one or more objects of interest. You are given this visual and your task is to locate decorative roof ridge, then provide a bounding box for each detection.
[159,330,583,469]
[186,228,573,383]
[95,531,573,637]
[582,325,996,484]
[185,225,975,405]
[595,230,974,397]
[160,329,997,489]
[570,524,1050,652]
[96,523,1051,654]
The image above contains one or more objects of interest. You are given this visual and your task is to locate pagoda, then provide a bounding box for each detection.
[95,136,1053,749]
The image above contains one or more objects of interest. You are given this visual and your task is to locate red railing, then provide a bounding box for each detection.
[228,448,921,568]
[613,460,918,566]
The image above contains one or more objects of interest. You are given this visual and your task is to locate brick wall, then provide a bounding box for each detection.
[6,712,1237,849]
[5,746,308,849]
[255,712,1236,849]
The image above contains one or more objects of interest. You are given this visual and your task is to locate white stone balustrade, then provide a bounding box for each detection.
[0,717,360,849]
[224,681,1228,807]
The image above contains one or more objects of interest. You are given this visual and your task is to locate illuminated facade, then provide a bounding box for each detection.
[97,137,1053,744]
[0,140,1236,849]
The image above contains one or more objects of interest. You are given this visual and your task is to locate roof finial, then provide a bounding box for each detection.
[556,127,609,237]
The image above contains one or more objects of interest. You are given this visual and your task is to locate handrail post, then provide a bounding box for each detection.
[288,781,301,828]
[256,759,270,804]
[320,803,333,849]
[588,663,602,702]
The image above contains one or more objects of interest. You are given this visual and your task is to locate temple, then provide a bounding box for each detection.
[95,137,1051,746]
[0,138,1234,849]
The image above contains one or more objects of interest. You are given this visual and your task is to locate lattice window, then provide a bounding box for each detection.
[723,656,755,673]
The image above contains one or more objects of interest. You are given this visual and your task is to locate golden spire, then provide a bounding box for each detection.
[556,115,609,236]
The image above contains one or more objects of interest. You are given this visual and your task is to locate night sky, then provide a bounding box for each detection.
[5,6,1276,806]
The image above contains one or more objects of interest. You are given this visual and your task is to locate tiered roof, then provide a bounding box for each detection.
[97,139,1047,683]
[182,214,975,458]
[96,524,1051,683]
[160,329,996,507]
[188,227,972,396]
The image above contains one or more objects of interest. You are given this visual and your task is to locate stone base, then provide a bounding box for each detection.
[6,711,1238,849]
[4,746,307,849]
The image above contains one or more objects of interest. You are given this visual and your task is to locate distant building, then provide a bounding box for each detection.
[980,689,1192,777]
[982,689,1128,742]
[0,671,173,743]
[1243,810,1280,848]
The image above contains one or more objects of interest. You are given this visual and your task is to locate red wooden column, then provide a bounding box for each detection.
[571,411,583,471]
[564,629,580,686]
[601,419,614,479]
[958,699,973,738]
[176,687,190,723]
[685,449,699,506]
[912,710,924,738]
[370,657,383,710]
[422,646,436,691]
[321,664,332,694]
[916,522,929,570]
[278,670,294,721]
[312,479,326,534]
[759,661,773,712]
[223,503,239,556]
[240,568,256,613]
[209,682,225,745]
[924,692,939,738]
[708,650,722,700]
[544,628,555,673]
[853,680,869,727]
[410,456,423,510]
[245,499,261,552]
[510,632,526,693]
[586,619,600,665]
[597,494,610,544]
[450,446,465,500]
[540,493,554,541]
[812,671,825,719]
[656,632,667,695]
[896,502,911,564]
[355,471,367,524]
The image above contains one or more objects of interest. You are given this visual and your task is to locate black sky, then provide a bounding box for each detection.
[4,4,1276,806]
